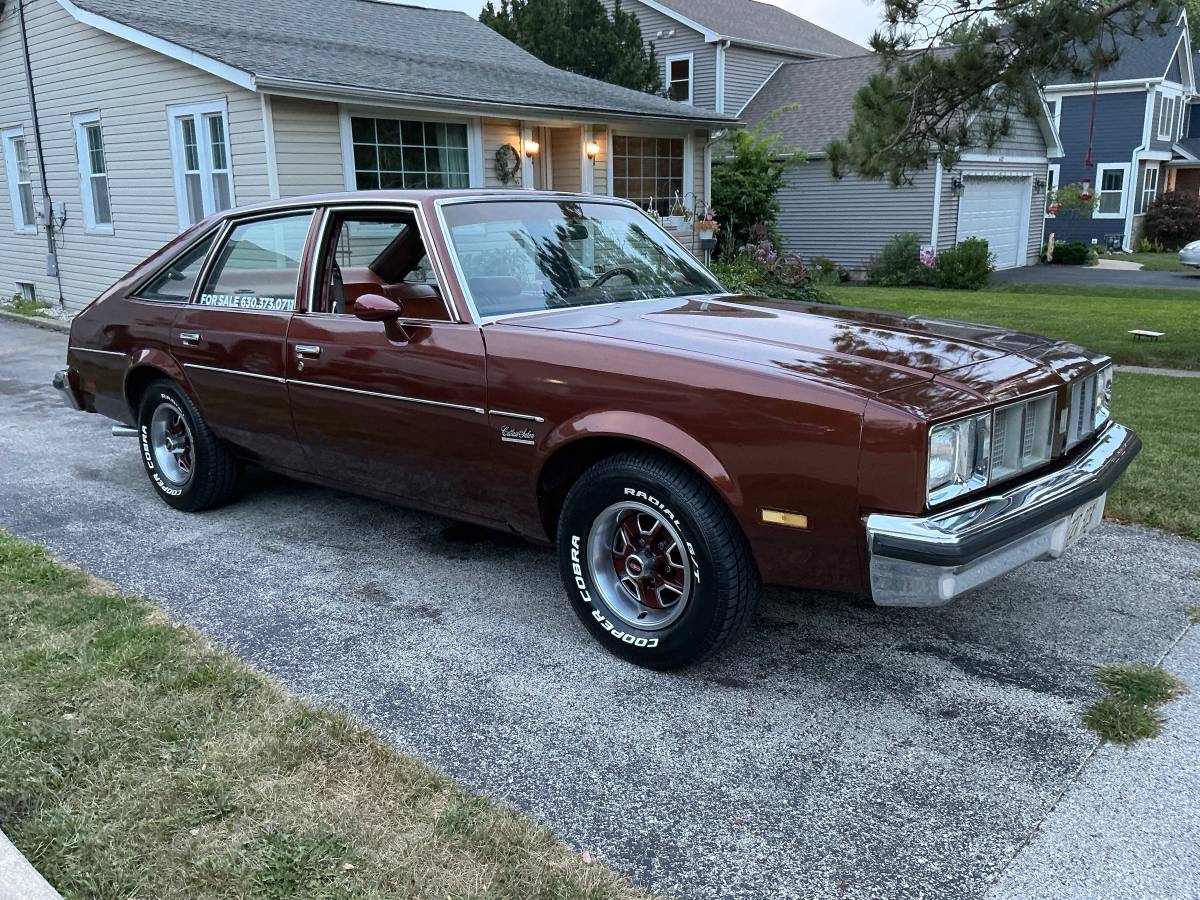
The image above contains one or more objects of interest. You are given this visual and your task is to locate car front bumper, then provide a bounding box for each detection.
[865,422,1141,607]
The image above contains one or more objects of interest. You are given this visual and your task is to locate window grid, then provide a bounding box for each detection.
[611,135,685,216]
[170,104,235,228]
[1096,165,1126,217]
[1141,165,1159,213]
[4,132,37,230]
[667,56,692,104]
[351,117,471,191]
[79,121,111,228]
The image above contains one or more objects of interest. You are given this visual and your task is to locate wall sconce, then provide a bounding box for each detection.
[585,141,600,161]
[1033,176,1046,192]
[950,176,964,196]
[523,139,540,157]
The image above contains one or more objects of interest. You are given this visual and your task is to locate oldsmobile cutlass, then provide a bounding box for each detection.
[54,191,1141,669]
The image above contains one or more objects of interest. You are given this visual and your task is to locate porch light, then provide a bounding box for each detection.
[523,139,540,156]
[585,141,601,160]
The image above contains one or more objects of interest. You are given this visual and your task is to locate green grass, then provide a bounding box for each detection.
[2,295,52,318]
[1082,663,1186,747]
[1107,373,1200,542]
[825,283,1200,370]
[0,532,646,900]
[1101,251,1193,272]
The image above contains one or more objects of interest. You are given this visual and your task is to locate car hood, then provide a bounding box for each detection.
[496,295,1103,402]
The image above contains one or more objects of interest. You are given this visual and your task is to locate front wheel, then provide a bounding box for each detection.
[557,451,760,669]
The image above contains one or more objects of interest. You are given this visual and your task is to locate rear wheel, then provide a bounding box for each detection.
[136,379,241,511]
[557,451,760,669]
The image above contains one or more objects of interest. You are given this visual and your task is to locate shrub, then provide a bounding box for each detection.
[933,238,992,290]
[1138,237,1166,253]
[1045,240,1096,265]
[1145,190,1200,250]
[866,233,933,286]
[709,246,828,303]
[811,256,850,284]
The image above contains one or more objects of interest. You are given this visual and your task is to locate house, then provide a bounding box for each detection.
[0,0,732,313]
[1043,8,1195,250]
[742,56,1063,271]
[608,0,1060,270]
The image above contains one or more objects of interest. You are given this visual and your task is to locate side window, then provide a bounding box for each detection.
[198,213,312,311]
[318,211,448,320]
[138,234,215,301]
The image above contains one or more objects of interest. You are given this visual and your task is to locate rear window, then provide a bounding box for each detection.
[138,234,215,302]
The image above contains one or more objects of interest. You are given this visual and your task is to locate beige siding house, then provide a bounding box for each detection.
[0,0,731,313]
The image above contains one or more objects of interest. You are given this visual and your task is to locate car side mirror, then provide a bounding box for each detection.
[351,293,408,342]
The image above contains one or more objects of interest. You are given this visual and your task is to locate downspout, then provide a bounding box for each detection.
[714,39,730,115]
[16,0,65,306]
[703,129,726,208]
[930,157,944,251]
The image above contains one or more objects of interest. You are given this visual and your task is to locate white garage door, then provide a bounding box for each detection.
[956,176,1030,269]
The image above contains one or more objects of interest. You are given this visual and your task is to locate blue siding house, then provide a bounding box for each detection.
[1044,8,1195,249]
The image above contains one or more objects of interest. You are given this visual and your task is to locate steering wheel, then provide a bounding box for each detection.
[591,266,640,288]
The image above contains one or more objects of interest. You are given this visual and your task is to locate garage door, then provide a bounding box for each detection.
[956,176,1030,269]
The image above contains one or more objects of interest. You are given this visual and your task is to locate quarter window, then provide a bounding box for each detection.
[350,117,471,190]
[1095,165,1127,217]
[665,54,693,104]
[198,213,313,311]
[169,102,235,228]
[73,113,112,231]
[139,234,216,301]
[611,135,685,216]
[2,128,37,232]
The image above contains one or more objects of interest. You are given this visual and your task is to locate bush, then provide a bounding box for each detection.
[1045,240,1096,265]
[933,238,992,290]
[1145,190,1200,250]
[866,233,933,286]
[811,256,850,284]
[1138,237,1166,253]
[709,246,829,303]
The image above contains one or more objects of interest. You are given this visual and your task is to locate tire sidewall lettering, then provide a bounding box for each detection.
[140,391,188,498]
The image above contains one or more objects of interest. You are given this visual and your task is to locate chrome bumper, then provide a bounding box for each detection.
[866,422,1141,607]
[53,368,83,411]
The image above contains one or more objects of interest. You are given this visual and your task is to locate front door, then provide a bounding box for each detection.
[171,210,316,469]
[285,206,493,519]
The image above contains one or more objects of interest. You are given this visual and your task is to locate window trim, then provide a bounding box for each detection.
[337,105,483,191]
[609,130,693,215]
[2,125,37,234]
[1141,163,1160,213]
[72,111,113,234]
[167,99,235,230]
[1093,162,1131,219]
[1158,90,1181,140]
[1045,163,1060,218]
[664,52,694,106]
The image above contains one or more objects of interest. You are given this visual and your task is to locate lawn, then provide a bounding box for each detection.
[1100,251,1193,272]
[825,282,1200,370]
[0,532,644,900]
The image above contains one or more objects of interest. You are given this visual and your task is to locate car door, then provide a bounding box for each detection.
[170,209,316,470]
[285,204,493,519]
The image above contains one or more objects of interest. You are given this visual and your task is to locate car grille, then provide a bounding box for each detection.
[1066,369,1109,447]
[991,392,1056,481]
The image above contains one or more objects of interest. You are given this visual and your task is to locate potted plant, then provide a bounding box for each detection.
[663,193,690,229]
[695,209,718,251]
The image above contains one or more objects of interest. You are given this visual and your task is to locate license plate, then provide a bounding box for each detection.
[1065,493,1105,547]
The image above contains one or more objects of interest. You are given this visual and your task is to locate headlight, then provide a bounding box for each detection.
[928,412,991,505]
[1094,364,1113,429]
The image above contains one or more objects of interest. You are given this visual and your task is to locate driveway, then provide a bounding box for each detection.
[993,264,1200,291]
[2,320,1197,899]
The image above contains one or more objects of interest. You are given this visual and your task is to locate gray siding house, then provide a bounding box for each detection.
[1045,8,1195,250]
[743,56,1062,271]
[0,0,730,313]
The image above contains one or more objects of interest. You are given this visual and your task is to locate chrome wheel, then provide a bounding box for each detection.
[586,501,693,630]
[149,402,194,487]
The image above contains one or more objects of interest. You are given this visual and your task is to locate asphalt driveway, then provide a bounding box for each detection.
[993,264,1200,290]
[2,320,1197,899]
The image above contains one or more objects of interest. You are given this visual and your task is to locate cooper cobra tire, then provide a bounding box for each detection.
[557,451,761,669]
[136,379,241,512]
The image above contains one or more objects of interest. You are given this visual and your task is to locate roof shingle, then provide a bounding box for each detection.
[653,0,866,57]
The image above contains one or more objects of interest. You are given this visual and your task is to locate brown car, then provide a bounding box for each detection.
[54,191,1141,669]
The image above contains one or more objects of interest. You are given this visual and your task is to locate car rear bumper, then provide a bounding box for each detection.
[865,422,1141,607]
[53,368,85,411]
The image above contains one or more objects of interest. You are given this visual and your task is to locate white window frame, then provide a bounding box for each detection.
[73,111,113,233]
[1093,162,1131,218]
[1141,163,1160,213]
[664,52,694,106]
[167,99,235,231]
[1045,163,1061,218]
[608,128,693,215]
[337,105,483,191]
[1158,91,1180,140]
[1046,96,1062,133]
[2,125,37,234]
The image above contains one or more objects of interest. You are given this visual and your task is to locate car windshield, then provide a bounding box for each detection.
[441,199,725,318]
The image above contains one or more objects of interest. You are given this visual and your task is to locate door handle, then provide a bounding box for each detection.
[178,332,201,344]
[294,344,321,358]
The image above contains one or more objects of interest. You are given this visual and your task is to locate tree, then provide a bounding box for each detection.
[710,110,806,256]
[831,1,1179,184]
[480,0,662,94]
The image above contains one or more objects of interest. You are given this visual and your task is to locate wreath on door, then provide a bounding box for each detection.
[495,144,521,185]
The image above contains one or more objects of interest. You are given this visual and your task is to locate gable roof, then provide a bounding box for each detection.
[637,0,866,58]
[56,0,732,124]
[742,53,1058,157]
[1044,8,1190,88]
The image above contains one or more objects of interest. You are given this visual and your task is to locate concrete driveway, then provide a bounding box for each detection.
[2,319,1197,899]
[993,264,1200,291]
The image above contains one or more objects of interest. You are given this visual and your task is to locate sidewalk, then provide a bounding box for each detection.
[989,623,1200,899]
[0,830,61,900]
